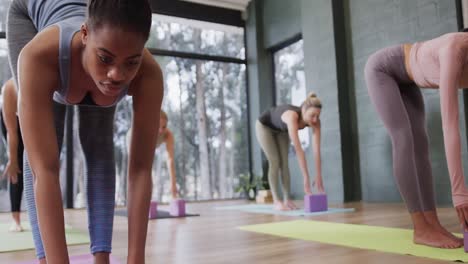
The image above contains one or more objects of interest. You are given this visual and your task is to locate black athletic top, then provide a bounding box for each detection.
[258,104,302,132]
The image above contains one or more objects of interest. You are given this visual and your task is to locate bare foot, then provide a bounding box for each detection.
[414,225,463,249]
[423,211,463,244]
[273,201,289,211]
[8,222,23,232]
[284,200,298,210]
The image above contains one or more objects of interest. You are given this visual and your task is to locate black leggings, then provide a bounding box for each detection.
[0,111,24,212]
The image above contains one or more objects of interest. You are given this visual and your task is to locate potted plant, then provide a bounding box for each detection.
[235,173,263,200]
[255,175,273,203]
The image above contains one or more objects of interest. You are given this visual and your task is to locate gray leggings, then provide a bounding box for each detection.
[255,120,291,201]
[7,0,117,258]
[364,45,435,213]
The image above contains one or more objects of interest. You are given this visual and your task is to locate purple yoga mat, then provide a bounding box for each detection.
[17,254,121,264]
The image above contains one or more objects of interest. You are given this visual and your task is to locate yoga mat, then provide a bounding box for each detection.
[114,209,200,219]
[239,220,468,262]
[0,223,90,253]
[16,253,121,264]
[216,204,354,216]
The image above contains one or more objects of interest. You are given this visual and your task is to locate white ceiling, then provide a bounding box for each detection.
[181,0,252,11]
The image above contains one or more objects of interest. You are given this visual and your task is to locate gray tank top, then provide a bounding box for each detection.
[258,104,303,132]
[28,0,129,107]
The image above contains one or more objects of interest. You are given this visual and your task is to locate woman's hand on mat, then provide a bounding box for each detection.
[3,161,21,184]
[455,204,468,231]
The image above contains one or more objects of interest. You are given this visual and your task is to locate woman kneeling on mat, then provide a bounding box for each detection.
[1,78,24,232]
[7,0,162,263]
[365,31,468,248]
[256,93,323,211]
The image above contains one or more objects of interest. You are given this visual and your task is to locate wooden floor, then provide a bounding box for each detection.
[0,200,462,264]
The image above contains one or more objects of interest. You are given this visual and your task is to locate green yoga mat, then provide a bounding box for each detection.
[0,223,90,253]
[216,204,354,216]
[239,220,468,262]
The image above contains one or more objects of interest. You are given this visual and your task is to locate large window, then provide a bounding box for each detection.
[114,58,248,202]
[274,39,309,149]
[113,15,248,204]
[158,57,247,201]
[146,14,245,59]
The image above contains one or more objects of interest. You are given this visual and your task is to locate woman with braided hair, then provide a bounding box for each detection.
[7,0,163,263]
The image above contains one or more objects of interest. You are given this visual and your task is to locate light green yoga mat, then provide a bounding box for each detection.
[239,220,468,262]
[216,204,354,216]
[0,223,90,253]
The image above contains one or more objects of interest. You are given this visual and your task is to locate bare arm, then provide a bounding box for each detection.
[165,130,177,198]
[282,111,312,195]
[438,40,468,229]
[311,120,324,192]
[2,79,21,183]
[127,49,163,263]
[18,29,69,263]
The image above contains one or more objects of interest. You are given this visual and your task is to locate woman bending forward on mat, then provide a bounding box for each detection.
[155,111,178,198]
[256,93,323,211]
[7,0,162,263]
[127,110,178,199]
[1,79,25,232]
[364,31,468,249]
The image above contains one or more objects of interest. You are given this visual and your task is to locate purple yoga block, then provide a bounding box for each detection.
[148,201,158,219]
[465,231,468,252]
[304,194,328,212]
[169,199,186,216]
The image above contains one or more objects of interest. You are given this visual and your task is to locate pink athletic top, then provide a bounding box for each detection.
[409,32,468,207]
